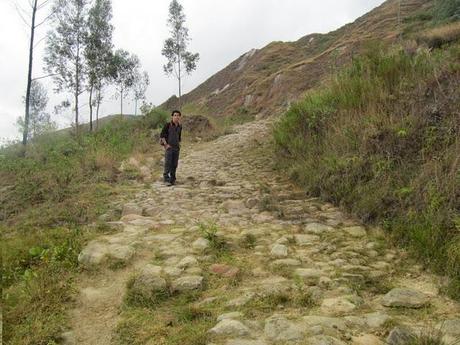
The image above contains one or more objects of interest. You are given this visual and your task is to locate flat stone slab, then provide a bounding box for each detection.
[210,264,240,278]
[304,223,333,234]
[270,244,288,258]
[343,226,367,237]
[295,268,323,285]
[271,258,301,267]
[131,264,167,299]
[217,312,244,322]
[171,275,203,292]
[437,319,460,336]
[382,288,429,308]
[209,319,250,337]
[302,316,347,332]
[192,238,210,251]
[264,315,305,342]
[320,296,360,315]
[294,234,320,245]
[352,334,384,345]
[78,241,109,266]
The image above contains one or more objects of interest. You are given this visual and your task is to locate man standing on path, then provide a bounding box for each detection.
[160,110,182,186]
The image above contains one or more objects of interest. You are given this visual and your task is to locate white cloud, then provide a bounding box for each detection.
[0,0,385,141]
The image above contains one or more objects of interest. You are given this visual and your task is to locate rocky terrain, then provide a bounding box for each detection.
[66,119,460,344]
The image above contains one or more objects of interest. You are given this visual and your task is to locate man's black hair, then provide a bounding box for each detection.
[171,110,181,116]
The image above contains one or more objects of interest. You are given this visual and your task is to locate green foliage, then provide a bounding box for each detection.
[274,43,460,298]
[433,0,460,22]
[197,222,228,252]
[141,107,169,130]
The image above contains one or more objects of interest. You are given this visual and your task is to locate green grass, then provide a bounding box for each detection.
[274,41,460,299]
[0,109,169,344]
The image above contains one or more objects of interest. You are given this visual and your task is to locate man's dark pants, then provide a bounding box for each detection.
[163,147,180,183]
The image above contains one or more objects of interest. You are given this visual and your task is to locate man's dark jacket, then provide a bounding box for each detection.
[160,122,182,149]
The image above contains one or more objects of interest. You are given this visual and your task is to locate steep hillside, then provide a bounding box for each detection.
[163,0,433,117]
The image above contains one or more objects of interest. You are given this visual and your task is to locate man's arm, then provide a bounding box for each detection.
[160,123,169,145]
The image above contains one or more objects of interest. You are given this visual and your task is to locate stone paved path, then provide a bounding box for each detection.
[68,119,460,345]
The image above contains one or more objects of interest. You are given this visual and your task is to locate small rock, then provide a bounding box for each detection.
[352,334,384,345]
[210,264,240,278]
[209,319,250,337]
[245,197,259,209]
[107,244,135,262]
[437,319,460,336]
[131,265,167,300]
[78,242,108,266]
[144,206,159,217]
[382,288,429,308]
[58,331,76,345]
[264,314,304,342]
[176,256,198,269]
[386,327,415,345]
[172,275,203,291]
[226,292,256,307]
[343,226,367,237]
[271,258,301,267]
[320,296,359,315]
[270,244,288,258]
[304,223,333,234]
[192,238,210,251]
[295,268,323,285]
[365,312,390,329]
[295,234,320,245]
[303,316,347,332]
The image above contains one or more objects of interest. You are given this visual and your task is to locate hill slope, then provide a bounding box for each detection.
[162,0,433,117]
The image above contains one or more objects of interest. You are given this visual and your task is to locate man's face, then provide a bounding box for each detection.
[172,112,181,124]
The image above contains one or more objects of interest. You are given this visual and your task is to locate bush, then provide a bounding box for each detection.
[433,0,460,22]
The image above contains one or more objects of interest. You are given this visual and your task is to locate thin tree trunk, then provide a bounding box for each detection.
[89,85,93,132]
[23,0,38,147]
[135,98,138,116]
[96,88,101,130]
[120,89,123,116]
[178,53,181,110]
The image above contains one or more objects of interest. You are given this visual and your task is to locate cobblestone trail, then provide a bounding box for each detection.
[68,119,460,345]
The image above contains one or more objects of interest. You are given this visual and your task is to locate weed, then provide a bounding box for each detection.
[197,222,228,253]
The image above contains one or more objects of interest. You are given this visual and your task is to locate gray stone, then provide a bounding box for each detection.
[307,335,347,345]
[245,197,260,209]
[192,238,210,251]
[386,327,414,345]
[176,255,198,269]
[209,319,250,337]
[295,234,320,245]
[132,265,167,299]
[78,241,108,266]
[295,268,323,285]
[122,203,143,216]
[163,266,183,277]
[364,312,390,329]
[58,331,76,345]
[437,319,460,336]
[264,315,304,342]
[271,258,301,267]
[343,226,367,237]
[270,244,288,258]
[382,288,429,308]
[304,223,333,234]
[107,244,135,262]
[302,316,347,332]
[172,275,203,291]
[320,296,359,315]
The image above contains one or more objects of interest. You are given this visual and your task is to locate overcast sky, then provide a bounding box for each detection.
[0,0,385,142]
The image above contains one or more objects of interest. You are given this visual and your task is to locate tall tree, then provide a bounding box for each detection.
[18,0,53,146]
[111,49,139,115]
[162,0,199,109]
[132,71,149,116]
[44,0,89,136]
[85,0,113,131]
[17,80,56,140]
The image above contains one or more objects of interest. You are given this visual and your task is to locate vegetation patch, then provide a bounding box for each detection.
[274,41,460,299]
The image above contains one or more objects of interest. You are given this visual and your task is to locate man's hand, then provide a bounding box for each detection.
[165,144,171,150]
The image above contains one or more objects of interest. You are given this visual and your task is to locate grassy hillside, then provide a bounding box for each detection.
[163,0,434,118]
[274,22,460,299]
[0,109,168,344]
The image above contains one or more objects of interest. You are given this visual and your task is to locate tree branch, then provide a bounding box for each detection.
[32,73,59,81]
